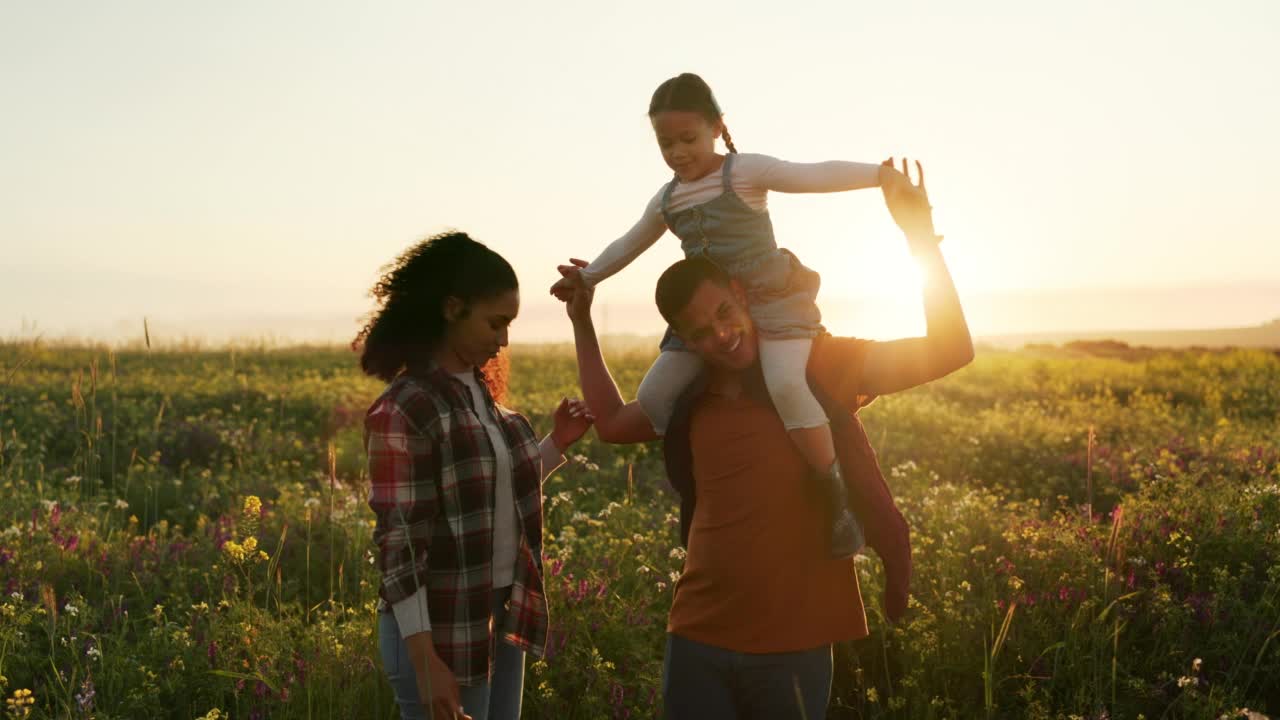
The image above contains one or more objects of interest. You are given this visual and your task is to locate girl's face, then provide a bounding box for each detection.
[440,289,520,371]
[651,110,722,182]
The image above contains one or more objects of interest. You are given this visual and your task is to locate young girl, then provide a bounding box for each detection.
[551,72,896,558]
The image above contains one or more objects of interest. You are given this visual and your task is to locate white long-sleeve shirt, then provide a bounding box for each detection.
[579,153,882,287]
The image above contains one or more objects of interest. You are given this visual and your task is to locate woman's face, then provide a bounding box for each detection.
[651,110,722,182]
[441,289,520,370]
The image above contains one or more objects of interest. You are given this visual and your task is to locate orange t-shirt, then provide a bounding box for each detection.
[666,339,872,652]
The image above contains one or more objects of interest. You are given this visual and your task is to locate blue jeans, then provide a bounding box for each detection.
[378,586,526,720]
[662,633,832,720]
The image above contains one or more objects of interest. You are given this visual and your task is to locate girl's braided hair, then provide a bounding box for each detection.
[648,73,738,154]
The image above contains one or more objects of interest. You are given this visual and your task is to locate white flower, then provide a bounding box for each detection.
[86,646,102,660]
[669,547,686,560]
[114,499,129,510]
[571,512,589,523]
[64,603,79,616]
[304,497,321,509]
[64,475,82,485]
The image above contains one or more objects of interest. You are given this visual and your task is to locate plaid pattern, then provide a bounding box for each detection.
[366,362,548,686]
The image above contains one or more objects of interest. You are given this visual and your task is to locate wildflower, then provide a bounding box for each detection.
[64,603,78,616]
[86,646,101,661]
[74,679,95,711]
[669,547,686,560]
[223,540,246,562]
[243,496,262,517]
[5,688,35,717]
[64,475,81,486]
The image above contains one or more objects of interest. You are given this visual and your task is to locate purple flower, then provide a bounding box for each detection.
[75,678,96,712]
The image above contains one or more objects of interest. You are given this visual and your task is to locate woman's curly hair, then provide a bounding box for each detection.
[353,231,517,401]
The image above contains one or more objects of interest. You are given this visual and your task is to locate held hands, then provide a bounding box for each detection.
[880,157,941,251]
[549,259,590,302]
[552,258,595,325]
[551,397,595,452]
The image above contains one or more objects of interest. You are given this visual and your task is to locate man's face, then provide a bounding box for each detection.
[671,279,758,370]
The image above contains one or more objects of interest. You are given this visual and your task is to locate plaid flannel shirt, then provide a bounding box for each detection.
[366,362,548,686]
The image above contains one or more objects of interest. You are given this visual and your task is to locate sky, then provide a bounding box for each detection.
[2,0,1278,344]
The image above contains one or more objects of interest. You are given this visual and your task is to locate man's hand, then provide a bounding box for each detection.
[880,157,940,249]
[550,258,591,303]
[556,258,595,326]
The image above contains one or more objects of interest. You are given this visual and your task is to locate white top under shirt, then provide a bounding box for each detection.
[391,372,566,639]
[579,153,882,287]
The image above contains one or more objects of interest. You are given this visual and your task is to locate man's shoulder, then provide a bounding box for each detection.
[808,334,878,411]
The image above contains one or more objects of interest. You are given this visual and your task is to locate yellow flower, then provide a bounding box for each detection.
[243,536,258,553]
[222,540,247,563]
[243,495,262,518]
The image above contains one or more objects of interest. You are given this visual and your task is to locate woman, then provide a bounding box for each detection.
[356,231,594,720]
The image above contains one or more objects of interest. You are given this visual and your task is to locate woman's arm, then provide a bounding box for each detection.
[538,397,595,479]
[367,396,467,718]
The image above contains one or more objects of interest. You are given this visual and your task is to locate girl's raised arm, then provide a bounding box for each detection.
[552,192,667,298]
[751,153,893,194]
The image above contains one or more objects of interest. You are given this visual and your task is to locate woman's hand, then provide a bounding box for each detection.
[551,397,595,452]
[880,157,940,250]
[424,648,471,720]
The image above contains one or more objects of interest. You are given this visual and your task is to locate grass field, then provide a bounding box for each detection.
[1,340,1278,719]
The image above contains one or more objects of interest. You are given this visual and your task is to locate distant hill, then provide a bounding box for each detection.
[978,318,1280,350]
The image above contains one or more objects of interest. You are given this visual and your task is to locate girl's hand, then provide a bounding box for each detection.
[880,157,940,249]
[551,397,595,452]
[549,259,590,302]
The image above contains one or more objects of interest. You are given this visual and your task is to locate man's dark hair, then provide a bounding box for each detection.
[655,256,733,327]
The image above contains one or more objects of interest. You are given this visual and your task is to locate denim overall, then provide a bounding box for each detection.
[659,153,823,351]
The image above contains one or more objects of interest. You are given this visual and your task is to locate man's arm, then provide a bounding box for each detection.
[814,159,973,403]
[862,159,974,395]
[858,239,973,396]
[564,269,659,444]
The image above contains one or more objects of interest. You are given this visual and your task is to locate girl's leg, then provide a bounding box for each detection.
[760,338,863,557]
[377,611,430,720]
[759,338,835,467]
[637,350,705,436]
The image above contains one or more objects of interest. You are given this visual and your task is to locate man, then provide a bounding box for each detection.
[559,159,972,718]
